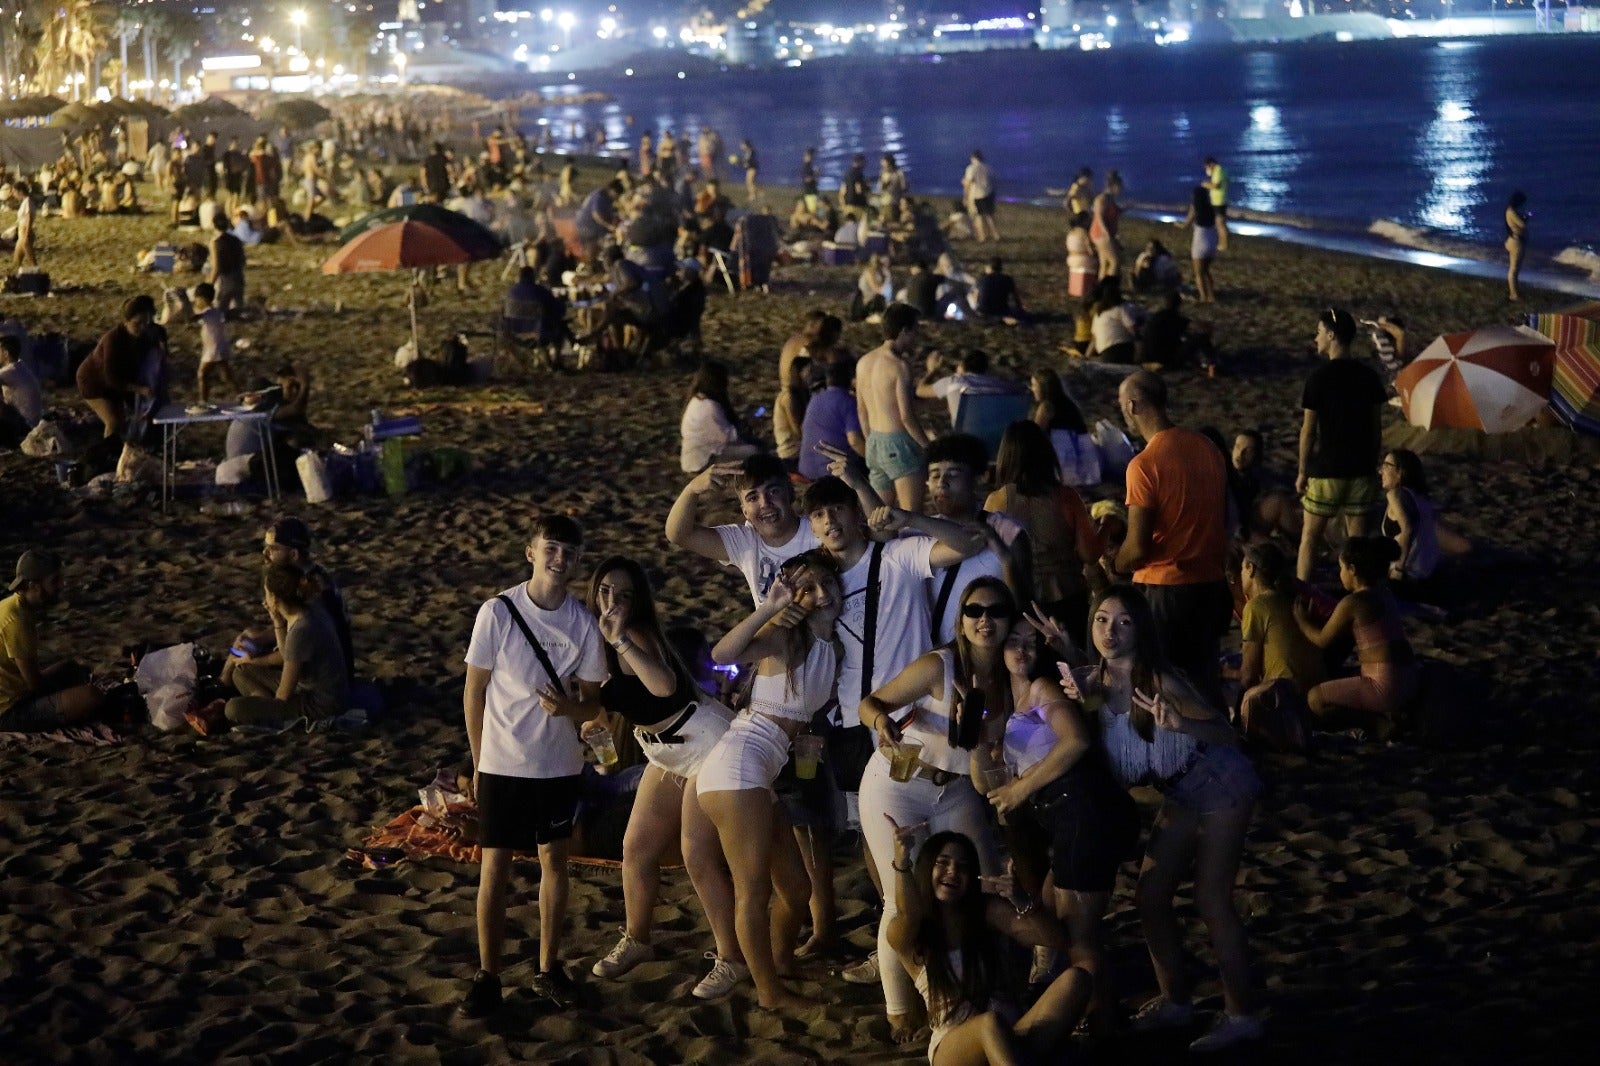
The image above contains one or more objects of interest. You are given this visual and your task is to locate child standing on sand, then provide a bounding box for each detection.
[191,283,236,403]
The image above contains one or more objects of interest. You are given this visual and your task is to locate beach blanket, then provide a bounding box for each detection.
[0,722,124,748]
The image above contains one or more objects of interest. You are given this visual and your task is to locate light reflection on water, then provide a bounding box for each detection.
[513,38,1598,249]
[1415,46,1489,233]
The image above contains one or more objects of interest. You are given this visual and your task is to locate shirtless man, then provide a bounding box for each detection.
[856,303,930,512]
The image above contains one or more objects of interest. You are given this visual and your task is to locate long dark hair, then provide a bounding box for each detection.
[1031,369,1088,434]
[1089,583,1168,742]
[588,556,692,688]
[994,419,1062,498]
[912,832,998,1022]
[689,359,738,427]
[951,578,1017,744]
[1389,449,1429,497]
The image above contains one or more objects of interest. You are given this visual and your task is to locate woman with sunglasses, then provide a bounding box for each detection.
[1083,584,1263,1053]
[971,612,1137,1034]
[692,549,843,1011]
[856,577,1012,1043]
[581,558,738,987]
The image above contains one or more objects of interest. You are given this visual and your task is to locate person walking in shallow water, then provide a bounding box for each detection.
[1504,190,1528,302]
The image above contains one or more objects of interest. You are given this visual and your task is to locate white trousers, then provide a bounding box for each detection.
[858,750,1000,1016]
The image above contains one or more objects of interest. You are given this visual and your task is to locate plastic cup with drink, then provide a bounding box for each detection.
[888,739,924,783]
[586,725,618,767]
[793,734,825,780]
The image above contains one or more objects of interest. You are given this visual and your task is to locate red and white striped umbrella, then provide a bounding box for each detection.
[1396,324,1555,433]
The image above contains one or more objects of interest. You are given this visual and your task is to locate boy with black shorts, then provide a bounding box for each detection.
[459,515,607,1017]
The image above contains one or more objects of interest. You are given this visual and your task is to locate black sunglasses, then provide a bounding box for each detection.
[961,603,1014,620]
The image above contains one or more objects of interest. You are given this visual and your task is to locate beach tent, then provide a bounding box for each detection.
[1396,325,1554,433]
[1527,303,1600,437]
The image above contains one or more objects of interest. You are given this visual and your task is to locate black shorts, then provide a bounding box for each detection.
[973,195,996,217]
[828,722,876,793]
[476,772,582,851]
[1214,203,1228,219]
[1032,788,1140,893]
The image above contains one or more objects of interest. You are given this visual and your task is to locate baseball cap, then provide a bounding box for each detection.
[268,516,313,551]
[10,549,61,591]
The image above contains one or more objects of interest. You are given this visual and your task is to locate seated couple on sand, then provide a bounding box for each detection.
[189,518,355,734]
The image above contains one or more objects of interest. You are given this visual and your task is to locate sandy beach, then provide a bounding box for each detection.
[2,170,1598,1065]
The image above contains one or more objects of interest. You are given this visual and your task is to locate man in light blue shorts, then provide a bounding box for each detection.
[865,429,925,497]
[856,303,932,510]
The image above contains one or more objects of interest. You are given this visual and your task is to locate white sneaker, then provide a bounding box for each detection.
[1130,996,1196,1031]
[691,953,749,1000]
[591,932,655,979]
[840,951,880,985]
[1189,1011,1264,1052]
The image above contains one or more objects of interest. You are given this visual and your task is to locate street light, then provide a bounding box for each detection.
[557,11,575,49]
[290,9,307,53]
[395,51,407,86]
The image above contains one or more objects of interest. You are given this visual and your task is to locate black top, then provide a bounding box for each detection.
[974,272,1019,317]
[904,272,944,319]
[1300,359,1387,478]
[598,642,696,727]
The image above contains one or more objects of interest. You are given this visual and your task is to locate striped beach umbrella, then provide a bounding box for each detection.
[1396,324,1555,433]
[1528,304,1600,437]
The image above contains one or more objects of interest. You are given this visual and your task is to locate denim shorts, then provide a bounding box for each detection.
[1160,743,1262,815]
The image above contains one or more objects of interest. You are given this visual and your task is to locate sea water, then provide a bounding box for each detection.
[520,35,1600,270]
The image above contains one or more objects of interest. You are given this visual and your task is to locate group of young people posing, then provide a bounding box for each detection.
[456,441,1267,1060]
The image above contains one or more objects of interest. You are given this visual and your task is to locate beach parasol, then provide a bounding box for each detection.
[1396,324,1555,434]
[264,98,332,130]
[321,220,499,357]
[337,203,500,257]
[1528,303,1600,436]
[171,97,247,124]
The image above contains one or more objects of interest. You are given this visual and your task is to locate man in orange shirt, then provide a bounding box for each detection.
[1108,371,1231,704]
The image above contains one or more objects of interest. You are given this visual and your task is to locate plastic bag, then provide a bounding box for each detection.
[1093,419,1138,480]
[21,419,71,458]
[134,643,198,731]
[297,449,334,503]
[1053,429,1103,488]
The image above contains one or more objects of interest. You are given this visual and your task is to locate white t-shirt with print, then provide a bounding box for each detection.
[835,535,935,727]
[927,511,1024,645]
[716,521,820,608]
[465,583,607,779]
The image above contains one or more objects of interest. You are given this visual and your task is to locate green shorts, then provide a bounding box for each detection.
[1302,475,1382,518]
[865,430,925,493]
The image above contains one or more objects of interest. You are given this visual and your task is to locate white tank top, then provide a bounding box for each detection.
[913,949,977,1033]
[748,638,838,724]
[899,649,969,774]
[1098,703,1200,788]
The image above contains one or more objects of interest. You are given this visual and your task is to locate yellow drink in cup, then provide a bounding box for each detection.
[794,735,825,780]
[587,726,618,767]
[888,740,924,783]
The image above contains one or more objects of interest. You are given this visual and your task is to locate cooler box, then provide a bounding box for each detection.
[1068,270,1096,298]
[366,415,423,442]
[820,242,859,266]
[862,232,890,256]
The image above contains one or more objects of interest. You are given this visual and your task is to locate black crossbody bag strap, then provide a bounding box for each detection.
[859,541,885,704]
[496,594,567,698]
[930,510,987,643]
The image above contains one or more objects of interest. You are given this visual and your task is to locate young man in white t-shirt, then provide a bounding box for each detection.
[923,433,1030,644]
[459,515,607,1018]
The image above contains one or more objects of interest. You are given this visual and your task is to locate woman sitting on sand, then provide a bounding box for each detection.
[885,827,1092,1066]
[1085,277,1143,365]
[1231,541,1324,752]
[1028,370,1099,488]
[1379,449,1442,591]
[680,360,758,473]
[218,563,348,729]
[580,557,738,985]
[1086,584,1264,1053]
[857,579,1013,1043]
[1294,536,1419,739]
[693,551,842,1010]
[986,422,1103,648]
[970,609,1138,1035]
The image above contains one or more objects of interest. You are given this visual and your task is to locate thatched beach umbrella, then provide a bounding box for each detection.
[49,102,99,128]
[171,97,247,124]
[263,98,331,130]
[0,96,67,121]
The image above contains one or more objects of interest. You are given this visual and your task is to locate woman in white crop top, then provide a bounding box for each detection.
[856,578,1013,1041]
[885,827,1091,1065]
[691,550,842,1012]
[1087,585,1265,1053]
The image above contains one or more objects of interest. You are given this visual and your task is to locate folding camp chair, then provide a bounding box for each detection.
[707,248,738,295]
[953,391,1032,465]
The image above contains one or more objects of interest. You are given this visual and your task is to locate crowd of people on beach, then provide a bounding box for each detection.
[0,113,1499,1064]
